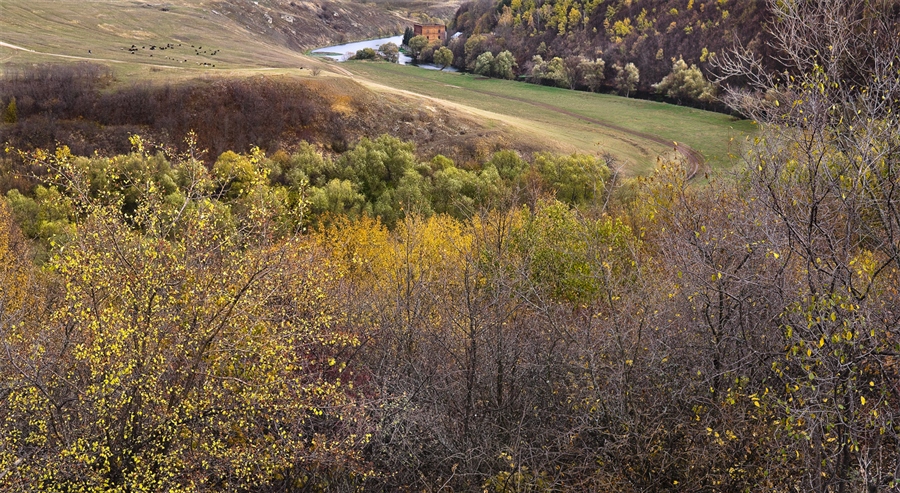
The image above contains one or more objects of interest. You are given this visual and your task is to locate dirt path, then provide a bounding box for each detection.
[349,67,705,178]
[0,40,704,178]
[0,40,189,70]
[354,78,550,135]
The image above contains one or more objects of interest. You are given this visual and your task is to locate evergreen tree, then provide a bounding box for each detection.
[3,97,16,124]
[402,26,414,46]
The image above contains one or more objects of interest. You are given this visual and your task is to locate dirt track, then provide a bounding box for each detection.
[463,85,705,178]
[1,39,704,177]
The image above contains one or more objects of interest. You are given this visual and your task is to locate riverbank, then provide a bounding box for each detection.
[311,35,458,71]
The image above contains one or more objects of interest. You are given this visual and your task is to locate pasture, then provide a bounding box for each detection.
[346,61,756,174]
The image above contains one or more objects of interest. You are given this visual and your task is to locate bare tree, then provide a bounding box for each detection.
[715,1,900,490]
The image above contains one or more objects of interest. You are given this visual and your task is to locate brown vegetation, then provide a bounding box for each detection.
[0,63,533,174]
[450,0,774,97]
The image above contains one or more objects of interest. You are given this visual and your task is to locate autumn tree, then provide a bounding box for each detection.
[531,55,571,88]
[339,134,430,226]
[653,57,717,102]
[492,50,517,79]
[474,51,495,76]
[533,152,612,205]
[3,97,16,124]
[614,62,639,97]
[0,142,371,490]
[379,42,399,63]
[578,58,606,92]
[473,50,517,79]
[464,34,490,70]
[713,0,900,489]
[434,46,453,69]
[0,197,33,353]
[353,47,378,60]
[407,35,429,62]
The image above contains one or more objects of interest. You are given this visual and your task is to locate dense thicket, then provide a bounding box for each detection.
[2,115,897,491]
[0,64,517,169]
[0,64,315,157]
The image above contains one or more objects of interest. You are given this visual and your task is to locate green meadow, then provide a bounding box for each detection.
[345,61,756,174]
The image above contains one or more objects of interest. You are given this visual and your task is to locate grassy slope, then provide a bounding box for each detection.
[0,1,320,74]
[346,61,756,175]
[1,0,756,175]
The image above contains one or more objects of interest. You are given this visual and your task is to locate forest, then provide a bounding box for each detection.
[447,0,773,82]
[1,0,899,491]
[442,0,775,106]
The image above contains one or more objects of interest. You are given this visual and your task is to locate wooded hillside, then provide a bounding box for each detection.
[450,0,771,92]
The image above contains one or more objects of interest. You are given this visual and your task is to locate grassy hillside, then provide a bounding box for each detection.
[347,61,754,174]
[0,0,456,62]
[0,2,308,79]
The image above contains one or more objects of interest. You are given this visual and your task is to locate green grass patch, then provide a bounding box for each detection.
[345,61,756,174]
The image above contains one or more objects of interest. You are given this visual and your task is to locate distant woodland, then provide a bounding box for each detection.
[442,0,900,107]
[1,0,899,491]
[449,0,773,82]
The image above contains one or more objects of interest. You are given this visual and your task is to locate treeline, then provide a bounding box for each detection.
[446,0,900,106]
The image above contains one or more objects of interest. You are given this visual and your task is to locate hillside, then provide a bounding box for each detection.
[344,61,753,175]
[0,65,537,170]
[0,0,547,165]
[0,0,455,61]
[0,0,755,175]
[2,1,899,491]
[449,0,774,91]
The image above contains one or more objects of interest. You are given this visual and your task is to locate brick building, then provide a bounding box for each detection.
[413,23,446,43]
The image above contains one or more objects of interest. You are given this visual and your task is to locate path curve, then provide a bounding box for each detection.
[1,40,704,178]
[470,87,704,179]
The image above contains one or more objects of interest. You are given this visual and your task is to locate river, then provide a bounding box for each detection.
[312,35,458,71]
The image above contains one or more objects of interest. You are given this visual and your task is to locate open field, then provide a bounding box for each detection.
[345,61,757,175]
[0,1,319,71]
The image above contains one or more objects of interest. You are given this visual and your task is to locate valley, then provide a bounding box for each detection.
[0,0,754,174]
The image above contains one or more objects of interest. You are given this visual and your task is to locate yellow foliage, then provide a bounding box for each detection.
[0,199,31,320]
[0,159,366,489]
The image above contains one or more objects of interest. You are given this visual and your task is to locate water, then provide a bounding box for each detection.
[312,35,458,72]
